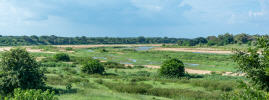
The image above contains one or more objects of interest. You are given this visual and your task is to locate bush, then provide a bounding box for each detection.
[65,47,73,51]
[159,58,185,78]
[133,65,145,69]
[5,88,58,100]
[53,53,70,62]
[81,59,105,74]
[103,61,125,69]
[222,82,269,100]
[0,48,46,94]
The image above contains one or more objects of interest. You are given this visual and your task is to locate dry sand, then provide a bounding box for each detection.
[154,47,232,54]
[54,44,162,48]
[143,65,242,76]
[0,47,55,53]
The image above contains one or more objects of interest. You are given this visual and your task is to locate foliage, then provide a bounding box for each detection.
[4,88,58,100]
[102,61,125,69]
[66,83,72,90]
[159,58,185,78]
[53,53,70,62]
[65,47,73,51]
[0,48,46,94]
[222,82,269,100]
[81,59,105,74]
[233,37,269,90]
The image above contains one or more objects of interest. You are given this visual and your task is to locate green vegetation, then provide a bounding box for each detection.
[4,88,58,100]
[1,42,262,99]
[54,53,70,62]
[0,48,46,94]
[0,33,265,46]
[159,58,185,77]
[81,59,105,74]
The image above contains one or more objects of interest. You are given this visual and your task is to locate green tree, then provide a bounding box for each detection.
[233,37,269,90]
[159,58,185,78]
[0,48,46,94]
[81,59,105,74]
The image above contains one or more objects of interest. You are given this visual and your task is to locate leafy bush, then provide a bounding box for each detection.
[0,48,46,94]
[65,47,73,51]
[5,88,58,100]
[53,53,70,62]
[81,59,105,74]
[222,82,269,100]
[233,37,269,90]
[159,58,185,78]
[102,61,125,69]
[133,65,145,69]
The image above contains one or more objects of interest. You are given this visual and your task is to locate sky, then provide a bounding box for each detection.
[0,0,268,38]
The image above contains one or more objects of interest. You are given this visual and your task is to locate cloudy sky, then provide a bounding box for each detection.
[0,0,268,38]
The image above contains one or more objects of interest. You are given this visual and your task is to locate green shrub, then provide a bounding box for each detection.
[103,61,125,69]
[133,65,145,69]
[65,47,73,51]
[0,48,46,94]
[222,82,269,100]
[159,58,185,78]
[81,59,105,74]
[7,88,58,100]
[66,83,72,90]
[53,53,70,62]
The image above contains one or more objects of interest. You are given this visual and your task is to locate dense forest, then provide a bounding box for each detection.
[0,33,265,46]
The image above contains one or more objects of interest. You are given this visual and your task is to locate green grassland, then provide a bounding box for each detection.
[5,45,245,100]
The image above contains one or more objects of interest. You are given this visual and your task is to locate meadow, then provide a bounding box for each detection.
[0,44,243,100]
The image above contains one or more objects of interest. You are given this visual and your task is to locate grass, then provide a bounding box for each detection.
[73,47,237,72]
[0,45,245,100]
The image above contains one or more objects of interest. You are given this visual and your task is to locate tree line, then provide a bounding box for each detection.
[0,33,267,46]
[0,35,186,46]
[177,33,268,46]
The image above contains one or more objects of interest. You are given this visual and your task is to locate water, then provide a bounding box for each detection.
[129,59,137,62]
[135,46,154,51]
[120,62,132,65]
[88,49,94,52]
[93,57,107,60]
[185,63,199,66]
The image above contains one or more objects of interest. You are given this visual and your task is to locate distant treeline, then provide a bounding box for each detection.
[0,35,187,46]
[0,33,265,46]
[177,33,266,46]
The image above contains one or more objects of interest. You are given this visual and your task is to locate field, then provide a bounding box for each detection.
[0,44,245,100]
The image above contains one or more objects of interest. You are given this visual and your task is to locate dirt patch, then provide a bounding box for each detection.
[154,47,232,54]
[142,64,242,76]
[54,44,162,49]
[0,47,55,53]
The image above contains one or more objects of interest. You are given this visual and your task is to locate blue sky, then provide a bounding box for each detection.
[0,0,268,38]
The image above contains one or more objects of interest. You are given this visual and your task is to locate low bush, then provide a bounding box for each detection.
[222,82,269,100]
[53,53,70,62]
[102,61,125,69]
[133,65,145,69]
[65,47,73,51]
[81,59,105,74]
[159,58,185,78]
[4,88,58,100]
